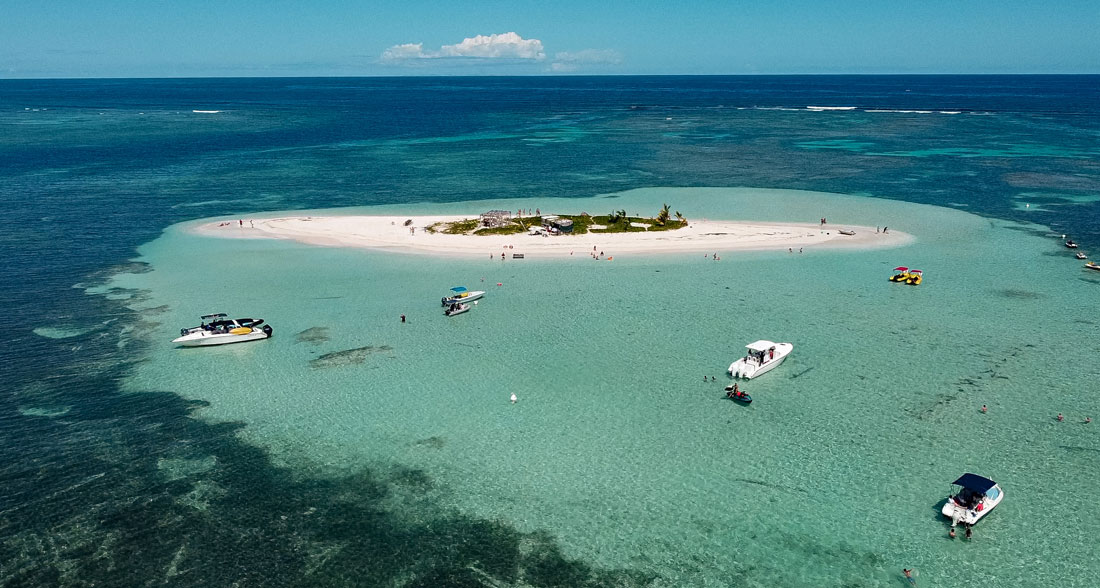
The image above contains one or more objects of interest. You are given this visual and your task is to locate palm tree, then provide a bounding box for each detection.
[675,211,684,224]
[656,203,671,226]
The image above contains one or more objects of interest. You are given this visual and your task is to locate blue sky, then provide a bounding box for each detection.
[3,0,1098,77]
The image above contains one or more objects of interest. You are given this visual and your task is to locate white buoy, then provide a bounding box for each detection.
[473,300,478,305]
[510,393,517,404]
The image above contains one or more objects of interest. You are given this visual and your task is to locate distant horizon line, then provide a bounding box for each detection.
[3,72,1100,82]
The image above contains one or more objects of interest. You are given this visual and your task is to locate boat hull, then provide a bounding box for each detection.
[441,291,485,306]
[728,343,793,379]
[444,304,470,316]
[173,329,271,347]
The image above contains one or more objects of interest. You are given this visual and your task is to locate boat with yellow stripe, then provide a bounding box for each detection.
[172,313,273,347]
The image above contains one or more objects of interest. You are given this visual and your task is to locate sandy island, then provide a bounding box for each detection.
[196,215,912,258]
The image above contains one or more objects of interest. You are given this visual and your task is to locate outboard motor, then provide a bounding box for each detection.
[262,324,273,337]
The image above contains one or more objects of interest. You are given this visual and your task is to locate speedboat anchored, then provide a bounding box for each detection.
[442,286,485,306]
[444,302,470,317]
[1065,239,1079,249]
[172,313,272,347]
[1075,251,1087,260]
[1085,261,1100,271]
[728,341,793,379]
[941,473,1004,527]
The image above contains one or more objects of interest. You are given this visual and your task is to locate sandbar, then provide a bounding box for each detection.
[195,215,912,259]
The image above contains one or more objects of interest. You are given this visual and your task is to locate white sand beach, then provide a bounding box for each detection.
[195,215,912,258]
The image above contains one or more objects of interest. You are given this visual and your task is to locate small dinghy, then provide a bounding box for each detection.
[444,302,470,316]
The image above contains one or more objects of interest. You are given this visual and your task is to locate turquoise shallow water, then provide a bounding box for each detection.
[99,187,1100,586]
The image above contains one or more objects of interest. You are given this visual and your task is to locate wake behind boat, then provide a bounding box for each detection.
[728,340,793,379]
[442,286,485,306]
[173,313,272,347]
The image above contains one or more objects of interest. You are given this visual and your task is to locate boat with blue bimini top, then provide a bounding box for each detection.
[172,313,273,347]
[441,286,485,306]
[941,473,1004,527]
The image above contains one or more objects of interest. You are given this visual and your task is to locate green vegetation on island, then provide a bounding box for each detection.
[425,204,688,236]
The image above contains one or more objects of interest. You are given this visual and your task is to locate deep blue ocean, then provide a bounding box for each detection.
[2,76,1098,586]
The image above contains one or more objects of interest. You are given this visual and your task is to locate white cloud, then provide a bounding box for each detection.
[550,49,623,72]
[381,32,545,62]
[381,43,426,61]
[553,49,622,65]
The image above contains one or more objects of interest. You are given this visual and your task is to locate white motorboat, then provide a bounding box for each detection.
[728,340,793,379]
[172,313,272,347]
[942,473,1004,526]
[1075,251,1087,260]
[444,302,470,316]
[1065,240,1079,249]
[441,286,485,306]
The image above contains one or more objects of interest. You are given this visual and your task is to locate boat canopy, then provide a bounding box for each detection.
[952,473,997,494]
[909,269,923,275]
[892,266,908,272]
[201,313,228,320]
[744,340,777,352]
[450,286,468,293]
